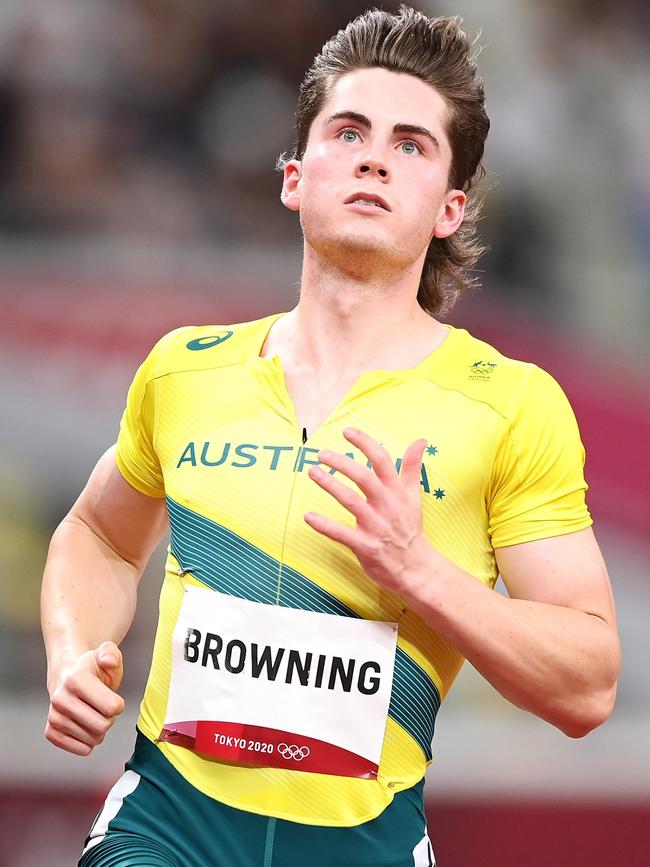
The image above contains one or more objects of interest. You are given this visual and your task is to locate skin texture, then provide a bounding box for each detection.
[282,68,465,295]
[284,70,465,282]
[41,68,620,756]
[265,68,468,434]
[42,447,167,754]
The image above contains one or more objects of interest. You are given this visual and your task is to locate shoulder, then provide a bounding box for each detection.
[434,326,571,423]
[135,314,282,383]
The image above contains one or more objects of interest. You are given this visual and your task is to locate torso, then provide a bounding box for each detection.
[260,314,451,435]
[114,314,591,826]
[277,369,366,435]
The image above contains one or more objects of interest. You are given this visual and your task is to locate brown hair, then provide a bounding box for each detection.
[278,5,490,316]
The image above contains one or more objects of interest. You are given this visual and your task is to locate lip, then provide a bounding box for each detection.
[343,192,391,212]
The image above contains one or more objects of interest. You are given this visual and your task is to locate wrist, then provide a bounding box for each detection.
[397,534,439,605]
[397,535,466,623]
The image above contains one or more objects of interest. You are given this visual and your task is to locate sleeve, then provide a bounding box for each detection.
[115,341,166,498]
[487,365,592,548]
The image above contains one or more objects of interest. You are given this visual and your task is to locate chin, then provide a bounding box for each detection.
[307,225,393,259]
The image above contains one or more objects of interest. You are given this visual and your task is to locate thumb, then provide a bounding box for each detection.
[94,641,123,690]
[400,438,428,488]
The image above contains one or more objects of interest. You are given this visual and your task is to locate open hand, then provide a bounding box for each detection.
[305,428,431,595]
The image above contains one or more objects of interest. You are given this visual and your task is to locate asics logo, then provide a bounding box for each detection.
[278,743,310,761]
[186,332,234,351]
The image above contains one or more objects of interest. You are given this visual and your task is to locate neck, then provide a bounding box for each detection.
[276,241,441,374]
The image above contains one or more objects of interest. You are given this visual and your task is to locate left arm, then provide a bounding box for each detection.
[398,529,618,738]
[305,429,621,739]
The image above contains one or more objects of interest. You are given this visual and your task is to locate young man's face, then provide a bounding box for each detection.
[281,67,466,275]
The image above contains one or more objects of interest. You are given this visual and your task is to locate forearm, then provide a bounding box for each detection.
[306,431,620,737]
[402,541,620,737]
[41,514,139,693]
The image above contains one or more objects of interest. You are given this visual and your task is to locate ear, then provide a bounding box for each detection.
[432,189,467,239]
[280,159,302,212]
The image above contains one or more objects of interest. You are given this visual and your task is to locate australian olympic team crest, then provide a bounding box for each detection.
[278,743,311,762]
[186,331,234,351]
[468,360,498,381]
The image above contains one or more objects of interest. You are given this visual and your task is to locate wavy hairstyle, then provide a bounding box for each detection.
[278,5,490,316]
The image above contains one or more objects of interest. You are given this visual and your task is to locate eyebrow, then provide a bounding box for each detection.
[323,110,441,152]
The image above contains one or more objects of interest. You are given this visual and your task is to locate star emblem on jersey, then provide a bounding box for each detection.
[426,445,438,456]
[433,488,445,499]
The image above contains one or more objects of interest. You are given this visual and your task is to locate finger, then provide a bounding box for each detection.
[308,466,373,522]
[47,706,108,747]
[400,438,428,487]
[342,428,398,485]
[51,682,123,734]
[95,641,123,691]
[44,722,93,756]
[304,511,357,548]
[317,450,384,501]
[63,669,125,719]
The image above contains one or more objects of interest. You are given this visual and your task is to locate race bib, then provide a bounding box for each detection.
[159,585,398,778]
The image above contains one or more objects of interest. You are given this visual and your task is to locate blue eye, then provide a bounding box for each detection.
[339,129,359,143]
[400,141,420,155]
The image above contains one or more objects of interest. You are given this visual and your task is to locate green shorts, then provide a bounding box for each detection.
[79,730,435,867]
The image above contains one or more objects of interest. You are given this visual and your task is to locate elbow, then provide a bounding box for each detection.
[560,635,622,739]
[560,717,606,740]
[558,683,618,739]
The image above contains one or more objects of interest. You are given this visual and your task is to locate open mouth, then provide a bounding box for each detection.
[344,193,390,211]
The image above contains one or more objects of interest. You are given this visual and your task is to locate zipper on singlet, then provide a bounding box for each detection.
[275,427,306,605]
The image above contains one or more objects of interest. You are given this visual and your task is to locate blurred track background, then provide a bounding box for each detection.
[0,1,648,864]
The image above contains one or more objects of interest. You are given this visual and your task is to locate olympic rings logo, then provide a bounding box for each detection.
[278,743,310,761]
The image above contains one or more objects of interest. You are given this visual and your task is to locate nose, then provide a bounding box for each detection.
[356,158,389,180]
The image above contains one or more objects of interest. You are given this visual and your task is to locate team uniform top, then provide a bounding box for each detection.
[115,313,592,827]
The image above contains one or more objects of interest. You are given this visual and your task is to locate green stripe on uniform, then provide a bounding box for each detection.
[166,496,440,759]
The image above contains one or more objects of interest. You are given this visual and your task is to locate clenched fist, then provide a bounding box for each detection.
[45,641,125,756]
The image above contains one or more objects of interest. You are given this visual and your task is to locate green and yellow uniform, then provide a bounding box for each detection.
[81,314,591,866]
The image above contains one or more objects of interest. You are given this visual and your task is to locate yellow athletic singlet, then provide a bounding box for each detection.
[115,313,592,826]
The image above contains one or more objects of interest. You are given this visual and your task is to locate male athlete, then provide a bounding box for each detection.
[41,8,620,866]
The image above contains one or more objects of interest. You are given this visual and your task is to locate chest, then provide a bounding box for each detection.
[156,364,501,513]
[156,365,502,586]
[281,367,364,437]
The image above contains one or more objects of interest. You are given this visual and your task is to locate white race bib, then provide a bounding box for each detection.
[159,585,398,778]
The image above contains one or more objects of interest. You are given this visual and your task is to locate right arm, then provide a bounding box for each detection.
[41,445,168,755]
